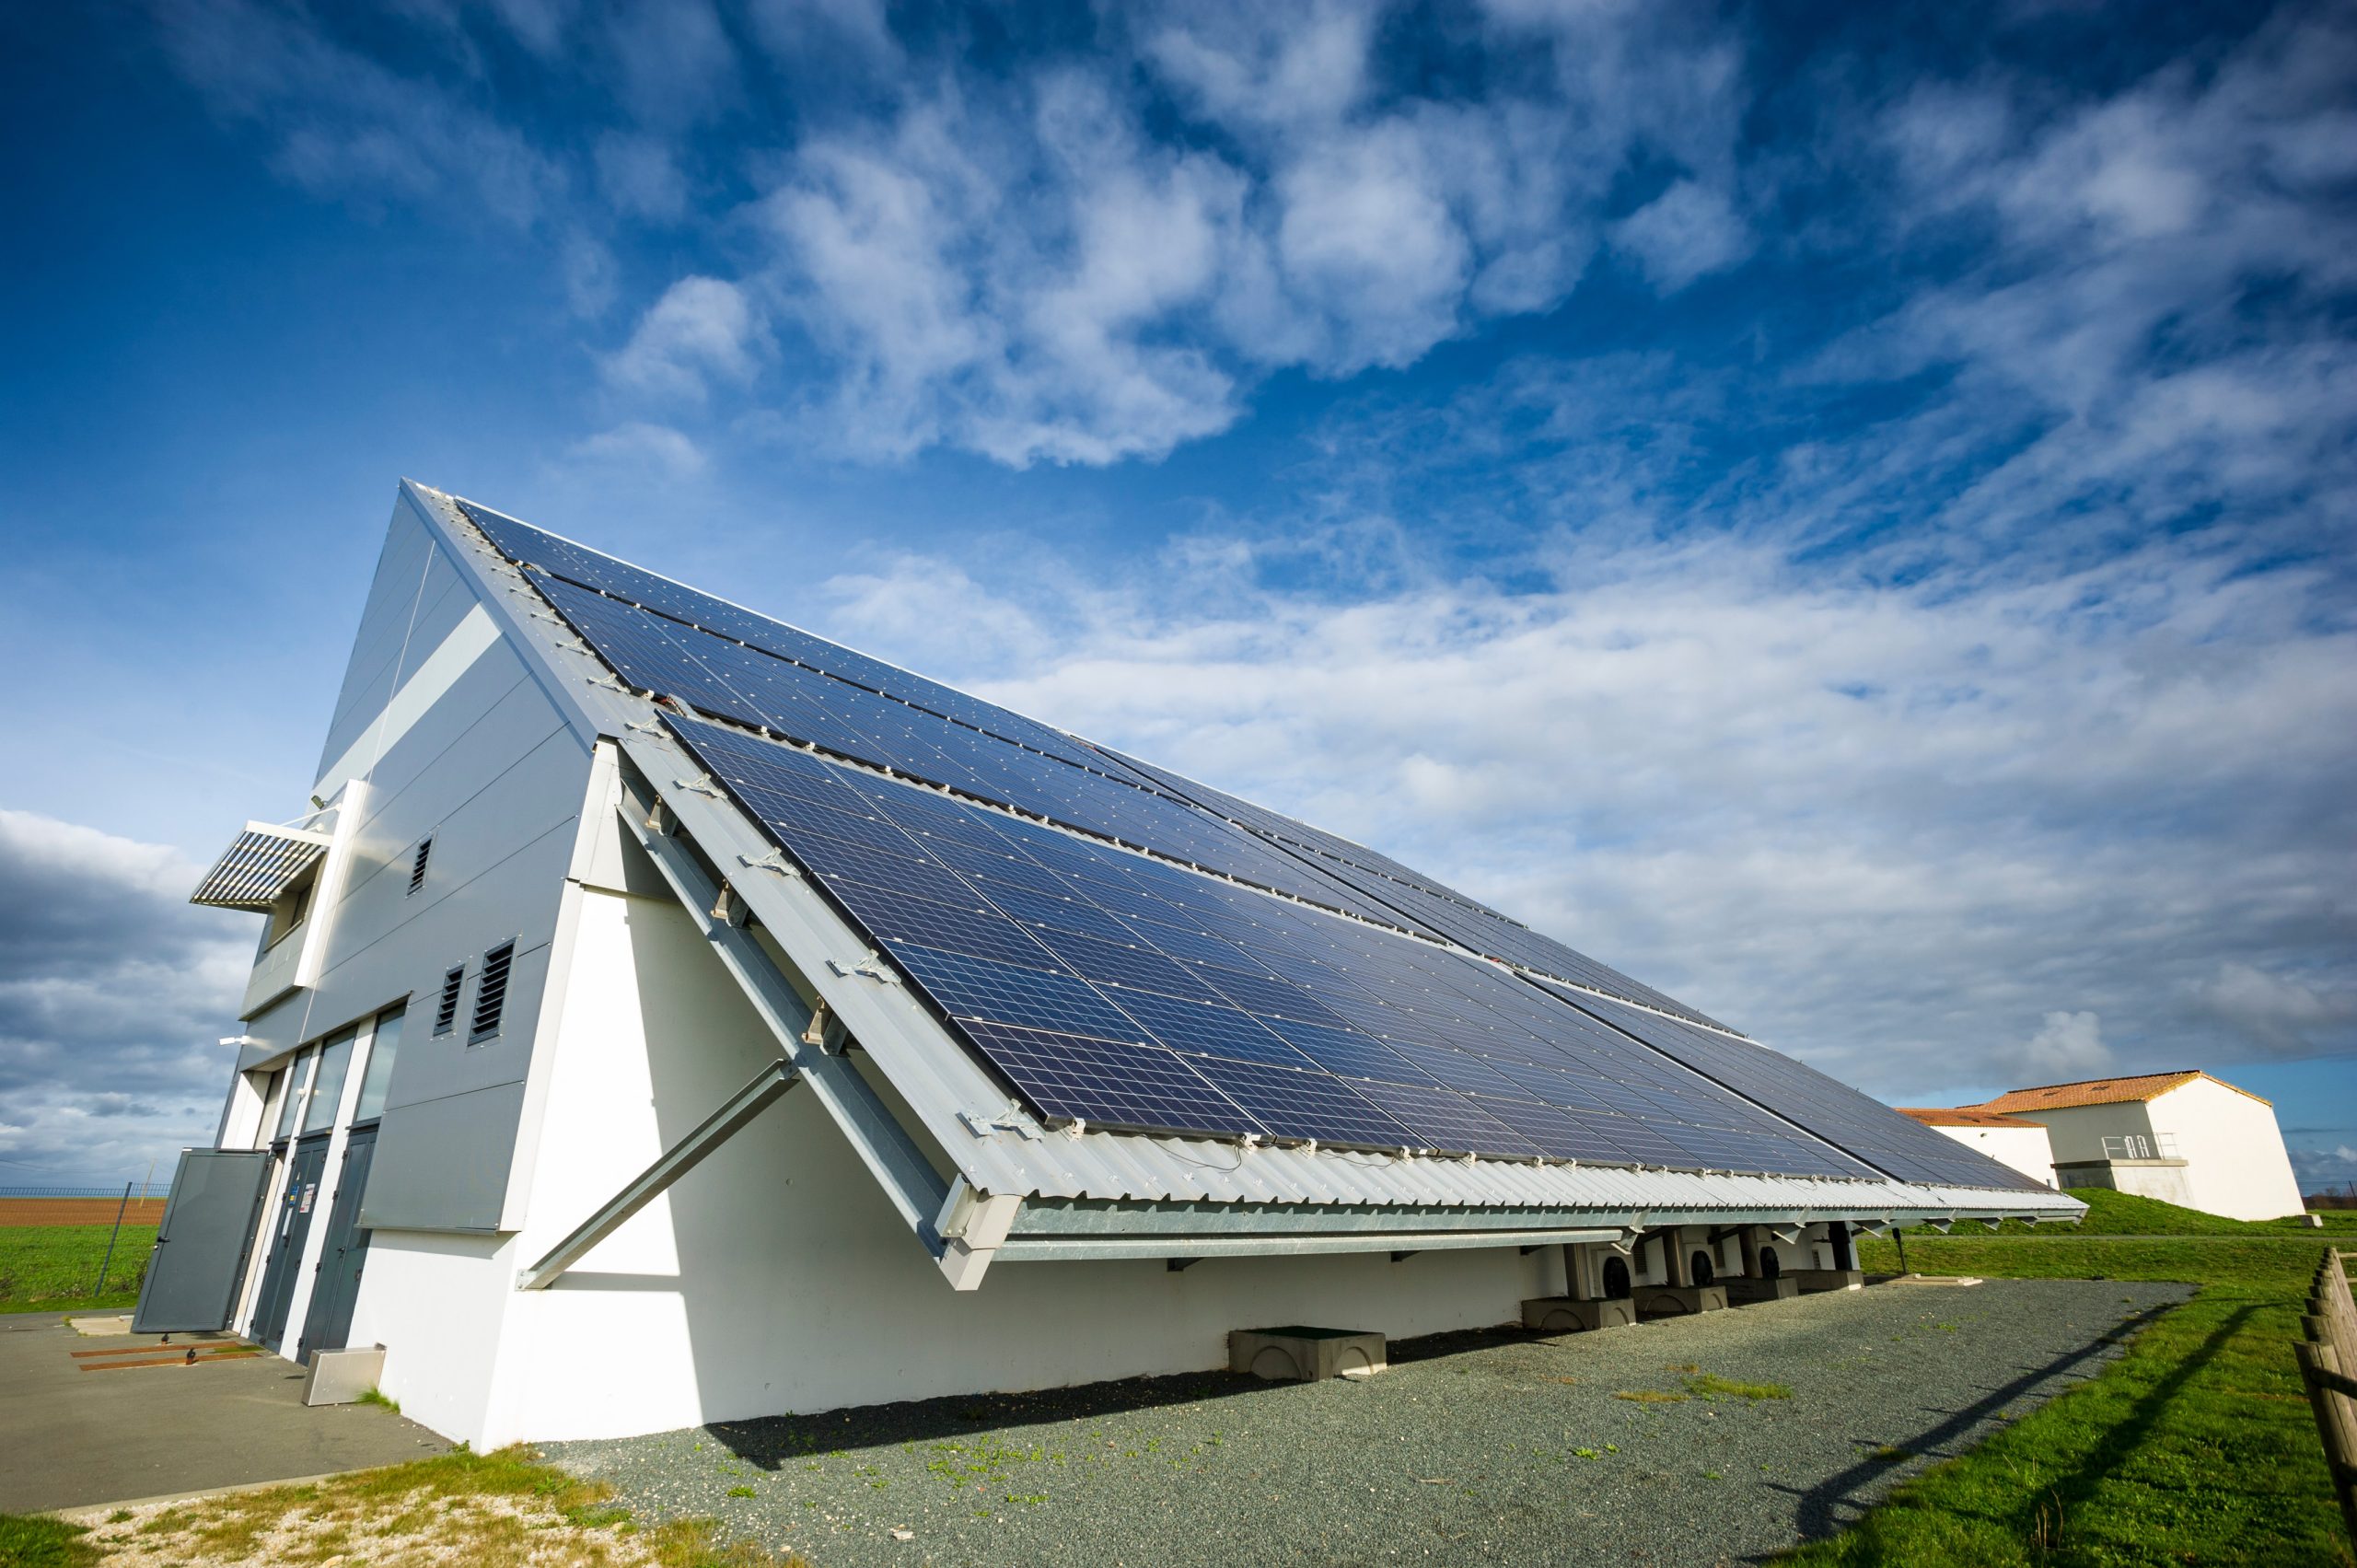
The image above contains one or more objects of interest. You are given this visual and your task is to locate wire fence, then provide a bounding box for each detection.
[0,1185,173,1200]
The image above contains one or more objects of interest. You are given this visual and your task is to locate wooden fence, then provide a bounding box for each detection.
[2299,1248,2357,1543]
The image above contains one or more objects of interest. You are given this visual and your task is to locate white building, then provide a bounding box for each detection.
[1965,1071,2305,1221]
[1897,1109,2056,1188]
[134,482,2081,1447]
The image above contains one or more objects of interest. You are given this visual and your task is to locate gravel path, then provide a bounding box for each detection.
[543,1277,2188,1568]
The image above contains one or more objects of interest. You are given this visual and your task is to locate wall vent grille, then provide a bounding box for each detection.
[433,966,464,1036]
[470,942,515,1042]
[407,838,433,896]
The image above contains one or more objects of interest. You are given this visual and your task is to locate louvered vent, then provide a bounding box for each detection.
[470,942,515,1042]
[407,838,432,896]
[433,966,464,1036]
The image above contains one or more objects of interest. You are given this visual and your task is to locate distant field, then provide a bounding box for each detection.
[0,1197,168,1228]
[0,1223,156,1314]
[1786,1197,2348,1565]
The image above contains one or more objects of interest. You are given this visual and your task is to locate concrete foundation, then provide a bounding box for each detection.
[1791,1269,1864,1293]
[1228,1327,1387,1382]
[1522,1296,1638,1332]
[1633,1284,1727,1317]
[1724,1277,1800,1304]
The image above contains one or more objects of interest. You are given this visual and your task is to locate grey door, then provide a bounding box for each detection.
[296,1126,377,1363]
[131,1150,272,1334]
[251,1136,331,1351]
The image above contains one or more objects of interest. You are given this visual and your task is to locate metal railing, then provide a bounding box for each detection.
[2298,1248,2357,1542]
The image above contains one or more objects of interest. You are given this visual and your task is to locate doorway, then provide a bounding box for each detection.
[250,1135,330,1352]
[296,1126,377,1363]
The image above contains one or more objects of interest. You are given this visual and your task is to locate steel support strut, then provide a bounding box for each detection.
[518,1059,800,1290]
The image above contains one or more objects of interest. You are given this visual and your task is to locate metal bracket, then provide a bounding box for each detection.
[644,798,676,836]
[674,774,723,799]
[958,1107,1042,1142]
[587,673,633,694]
[827,953,900,985]
[801,998,836,1050]
[709,879,749,928]
[737,849,801,878]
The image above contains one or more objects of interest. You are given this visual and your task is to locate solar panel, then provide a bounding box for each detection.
[669,715,1874,1176]
[1539,984,2052,1191]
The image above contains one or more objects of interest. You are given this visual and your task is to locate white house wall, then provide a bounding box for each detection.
[2149,1080,2305,1220]
[1926,1124,2055,1187]
[385,877,1562,1448]
[2021,1103,2155,1166]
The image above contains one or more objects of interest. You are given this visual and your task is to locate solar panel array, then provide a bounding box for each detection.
[1540,985,2053,1192]
[455,497,2040,1189]
[669,715,1871,1175]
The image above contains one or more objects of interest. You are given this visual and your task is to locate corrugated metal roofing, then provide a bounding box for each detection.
[188,822,331,912]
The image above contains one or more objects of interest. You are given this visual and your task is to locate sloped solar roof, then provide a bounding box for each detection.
[449,495,2049,1196]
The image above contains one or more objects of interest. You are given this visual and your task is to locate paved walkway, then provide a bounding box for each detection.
[0,1313,447,1514]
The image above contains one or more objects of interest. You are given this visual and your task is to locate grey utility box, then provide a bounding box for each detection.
[303,1345,388,1407]
[1522,1296,1637,1331]
[1724,1277,1800,1304]
[1633,1284,1728,1317]
[1230,1326,1387,1381]
[1791,1269,1865,1293]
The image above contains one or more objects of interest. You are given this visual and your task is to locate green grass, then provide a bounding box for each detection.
[1956,1188,2357,1237]
[1779,1230,2350,1566]
[0,1224,155,1314]
[0,1513,99,1568]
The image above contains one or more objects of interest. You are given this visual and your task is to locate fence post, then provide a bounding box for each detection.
[90,1181,133,1297]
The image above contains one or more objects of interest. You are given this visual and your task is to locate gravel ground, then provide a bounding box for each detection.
[543,1277,2189,1568]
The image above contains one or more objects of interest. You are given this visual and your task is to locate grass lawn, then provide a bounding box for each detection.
[1968,1188,2357,1237]
[0,1446,804,1567]
[1781,1197,2351,1566]
[0,1225,155,1316]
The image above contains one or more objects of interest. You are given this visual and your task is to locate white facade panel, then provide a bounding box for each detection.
[1924,1122,2054,1187]
[2148,1079,2305,1221]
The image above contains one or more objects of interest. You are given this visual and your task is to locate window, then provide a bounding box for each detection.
[254,1067,286,1148]
[264,868,317,948]
[407,837,432,896]
[470,942,515,1043]
[301,1029,356,1135]
[433,966,465,1036]
[273,1048,317,1141]
[354,1006,405,1122]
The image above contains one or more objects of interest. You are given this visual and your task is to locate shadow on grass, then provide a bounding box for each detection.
[1777,1295,2233,1548]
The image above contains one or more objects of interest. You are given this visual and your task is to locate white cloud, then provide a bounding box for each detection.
[593,130,691,222]
[0,809,250,1185]
[1610,179,1750,293]
[602,275,765,402]
[566,421,707,478]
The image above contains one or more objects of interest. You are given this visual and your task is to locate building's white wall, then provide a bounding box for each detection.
[1926,1123,2055,1186]
[414,885,1562,1447]
[2148,1080,2305,1220]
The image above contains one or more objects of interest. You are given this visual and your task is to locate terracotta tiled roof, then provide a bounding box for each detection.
[1972,1070,2269,1113]
[1897,1107,2043,1129]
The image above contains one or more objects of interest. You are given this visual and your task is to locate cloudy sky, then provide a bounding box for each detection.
[3,0,2351,1192]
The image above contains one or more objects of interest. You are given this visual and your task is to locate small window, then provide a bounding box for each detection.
[273,1048,317,1142]
[407,838,433,896]
[433,966,465,1036]
[265,868,318,948]
[470,942,515,1042]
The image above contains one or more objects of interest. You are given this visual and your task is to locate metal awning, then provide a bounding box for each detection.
[189,821,332,912]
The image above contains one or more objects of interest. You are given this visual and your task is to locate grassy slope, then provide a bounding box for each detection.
[1782,1227,2349,1566]
[1974,1188,2357,1237]
[0,1511,98,1568]
[0,1224,155,1314]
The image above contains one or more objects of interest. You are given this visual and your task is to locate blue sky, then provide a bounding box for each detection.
[2,0,2351,1192]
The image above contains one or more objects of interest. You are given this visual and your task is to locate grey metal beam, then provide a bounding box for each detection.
[611,786,953,1249]
[1004,1196,1978,1241]
[992,1225,1622,1264]
[518,1060,800,1291]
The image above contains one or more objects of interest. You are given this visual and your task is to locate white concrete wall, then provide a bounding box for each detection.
[1926,1123,2055,1187]
[375,883,1566,1447]
[2149,1079,2305,1221]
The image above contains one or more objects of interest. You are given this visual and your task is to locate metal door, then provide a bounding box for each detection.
[251,1136,331,1351]
[296,1126,377,1363]
[130,1150,272,1334]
